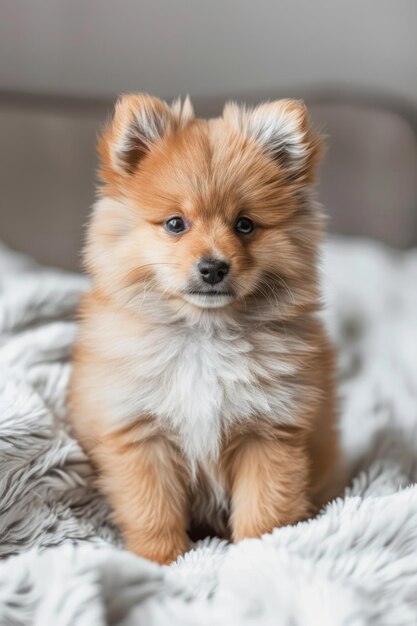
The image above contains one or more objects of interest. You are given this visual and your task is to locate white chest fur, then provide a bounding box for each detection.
[97,315,303,466]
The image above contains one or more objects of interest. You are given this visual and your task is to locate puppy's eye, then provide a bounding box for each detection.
[234,217,254,235]
[165,216,187,234]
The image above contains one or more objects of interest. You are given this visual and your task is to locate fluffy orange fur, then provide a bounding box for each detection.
[69,93,341,564]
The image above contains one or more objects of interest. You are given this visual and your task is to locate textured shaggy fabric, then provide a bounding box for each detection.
[1,237,417,625]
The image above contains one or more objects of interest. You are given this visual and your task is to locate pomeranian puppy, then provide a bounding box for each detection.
[69,93,340,564]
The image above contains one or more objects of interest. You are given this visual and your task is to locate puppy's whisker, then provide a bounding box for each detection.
[270,275,296,308]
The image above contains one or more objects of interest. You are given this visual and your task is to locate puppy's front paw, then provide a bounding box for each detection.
[232,502,311,543]
[127,531,189,564]
[232,516,281,542]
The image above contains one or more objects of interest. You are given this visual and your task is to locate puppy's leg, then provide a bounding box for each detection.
[223,426,311,541]
[94,422,189,564]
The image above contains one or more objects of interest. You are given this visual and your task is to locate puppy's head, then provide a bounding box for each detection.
[86,94,324,317]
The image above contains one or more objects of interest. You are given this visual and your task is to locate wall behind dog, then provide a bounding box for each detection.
[0,0,416,268]
[1,0,416,103]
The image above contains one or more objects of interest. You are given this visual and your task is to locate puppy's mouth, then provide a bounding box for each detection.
[189,289,233,296]
[183,289,235,309]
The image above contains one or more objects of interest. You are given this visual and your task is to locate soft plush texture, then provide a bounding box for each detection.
[0,237,417,625]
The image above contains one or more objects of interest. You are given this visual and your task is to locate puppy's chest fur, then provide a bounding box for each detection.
[99,314,304,466]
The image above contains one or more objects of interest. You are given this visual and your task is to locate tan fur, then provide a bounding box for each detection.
[69,93,341,564]
[95,422,189,563]
[221,424,309,540]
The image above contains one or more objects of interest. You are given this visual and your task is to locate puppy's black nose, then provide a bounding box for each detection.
[198,258,229,285]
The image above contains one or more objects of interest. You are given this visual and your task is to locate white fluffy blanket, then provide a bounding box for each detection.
[1,238,417,626]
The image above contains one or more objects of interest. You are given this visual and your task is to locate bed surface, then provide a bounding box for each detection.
[0,237,417,625]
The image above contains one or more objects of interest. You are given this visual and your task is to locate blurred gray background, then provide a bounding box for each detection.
[0,0,416,269]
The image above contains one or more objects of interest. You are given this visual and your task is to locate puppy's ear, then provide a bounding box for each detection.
[99,93,194,178]
[223,99,323,183]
